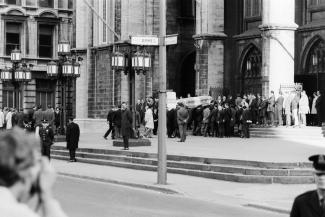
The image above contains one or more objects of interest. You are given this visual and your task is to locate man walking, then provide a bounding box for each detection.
[103,107,115,140]
[121,102,132,150]
[66,117,80,162]
[177,102,189,142]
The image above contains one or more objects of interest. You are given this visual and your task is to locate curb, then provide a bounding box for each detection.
[244,203,290,215]
[58,172,179,195]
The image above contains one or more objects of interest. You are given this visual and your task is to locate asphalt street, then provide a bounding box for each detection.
[54,176,287,217]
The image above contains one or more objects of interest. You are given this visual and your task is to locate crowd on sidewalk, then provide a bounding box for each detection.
[104,89,325,141]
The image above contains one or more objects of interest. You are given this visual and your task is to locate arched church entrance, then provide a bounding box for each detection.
[177,52,196,98]
[241,45,262,95]
[297,37,325,96]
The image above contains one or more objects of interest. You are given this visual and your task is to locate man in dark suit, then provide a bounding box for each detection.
[291,154,325,217]
[104,107,116,140]
[121,102,132,150]
[66,117,80,162]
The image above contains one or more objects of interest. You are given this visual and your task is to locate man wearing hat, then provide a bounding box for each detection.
[177,101,189,142]
[291,154,325,217]
[38,119,54,159]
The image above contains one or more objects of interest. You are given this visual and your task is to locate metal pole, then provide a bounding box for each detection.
[157,0,167,184]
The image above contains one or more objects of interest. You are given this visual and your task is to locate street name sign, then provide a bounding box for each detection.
[165,34,178,45]
[131,35,159,46]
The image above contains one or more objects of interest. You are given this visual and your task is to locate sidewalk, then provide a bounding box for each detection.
[52,159,314,214]
[52,130,325,213]
[55,129,325,162]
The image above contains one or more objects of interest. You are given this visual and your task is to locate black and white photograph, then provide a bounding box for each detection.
[0,0,325,216]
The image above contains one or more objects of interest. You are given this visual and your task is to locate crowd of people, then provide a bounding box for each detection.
[0,105,80,162]
[104,89,325,143]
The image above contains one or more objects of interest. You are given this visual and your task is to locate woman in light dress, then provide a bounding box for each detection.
[144,105,154,138]
[298,91,310,126]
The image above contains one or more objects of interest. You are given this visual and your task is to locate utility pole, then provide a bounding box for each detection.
[157,0,167,184]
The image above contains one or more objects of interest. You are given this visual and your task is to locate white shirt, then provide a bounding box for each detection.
[0,187,39,217]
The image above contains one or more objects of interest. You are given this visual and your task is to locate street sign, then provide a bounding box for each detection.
[131,35,159,46]
[165,34,178,45]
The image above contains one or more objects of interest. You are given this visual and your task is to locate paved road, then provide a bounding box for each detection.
[54,176,287,217]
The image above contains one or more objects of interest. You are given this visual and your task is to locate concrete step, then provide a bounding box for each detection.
[52,146,311,169]
[52,149,313,177]
[52,155,315,184]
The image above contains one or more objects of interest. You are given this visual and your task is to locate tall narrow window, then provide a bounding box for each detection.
[39,0,53,8]
[103,0,107,43]
[6,22,21,56]
[244,0,261,18]
[68,0,73,9]
[38,25,53,58]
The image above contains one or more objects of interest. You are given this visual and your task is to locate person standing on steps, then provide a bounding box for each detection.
[66,117,80,162]
[177,101,189,142]
[121,102,132,150]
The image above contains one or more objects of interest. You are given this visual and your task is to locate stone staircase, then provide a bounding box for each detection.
[52,146,315,184]
[250,126,323,140]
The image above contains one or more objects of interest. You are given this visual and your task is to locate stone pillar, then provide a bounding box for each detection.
[194,0,226,96]
[259,0,297,97]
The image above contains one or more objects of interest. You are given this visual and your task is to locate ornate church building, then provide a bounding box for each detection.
[74,0,325,126]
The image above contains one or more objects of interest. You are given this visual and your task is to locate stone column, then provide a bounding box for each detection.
[194,0,226,96]
[259,0,297,97]
[120,72,130,103]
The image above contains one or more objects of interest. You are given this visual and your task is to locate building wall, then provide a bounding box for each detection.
[0,1,74,113]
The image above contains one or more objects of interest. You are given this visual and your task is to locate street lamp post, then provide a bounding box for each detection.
[0,48,33,109]
[46,41,81,135]
[111,46,151,130]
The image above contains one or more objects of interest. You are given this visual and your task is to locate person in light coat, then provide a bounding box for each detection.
[144,105,154,138]
[298,90,310,126]
[283,91,292,127]
[5,108,13,130]
[0,107,4,130]
[311,92,318,126]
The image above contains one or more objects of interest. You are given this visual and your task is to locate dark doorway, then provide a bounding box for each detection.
[177,52,196,98]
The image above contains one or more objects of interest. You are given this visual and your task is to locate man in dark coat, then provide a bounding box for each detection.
[66,117,80,162]
[291,154,325,217]
[39,119,54,159]
[167,108,176,138]
[241,105,252,138]
[104,107,116,140]
[121,102,133,150]
[113,105,122,138]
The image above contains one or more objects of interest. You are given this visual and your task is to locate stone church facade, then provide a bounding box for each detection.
[74,0,325,127]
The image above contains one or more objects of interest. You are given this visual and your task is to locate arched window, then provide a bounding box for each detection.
[242,46,262,94]
[306,39,325,74]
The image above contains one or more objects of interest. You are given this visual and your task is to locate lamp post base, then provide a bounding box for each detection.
[113,138,151,147]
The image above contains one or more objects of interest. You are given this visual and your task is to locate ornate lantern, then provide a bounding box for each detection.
[143,51,151,70]
[58,41,71,55]
[0,68,12,81]
[73,62,80,77]
[132,51,144,71]
[14,67,25,81]
[25,68,32,82]
[11,48,22,63]
[62,60,73,76]
[112,51,126,71]
[47,61,58,77]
